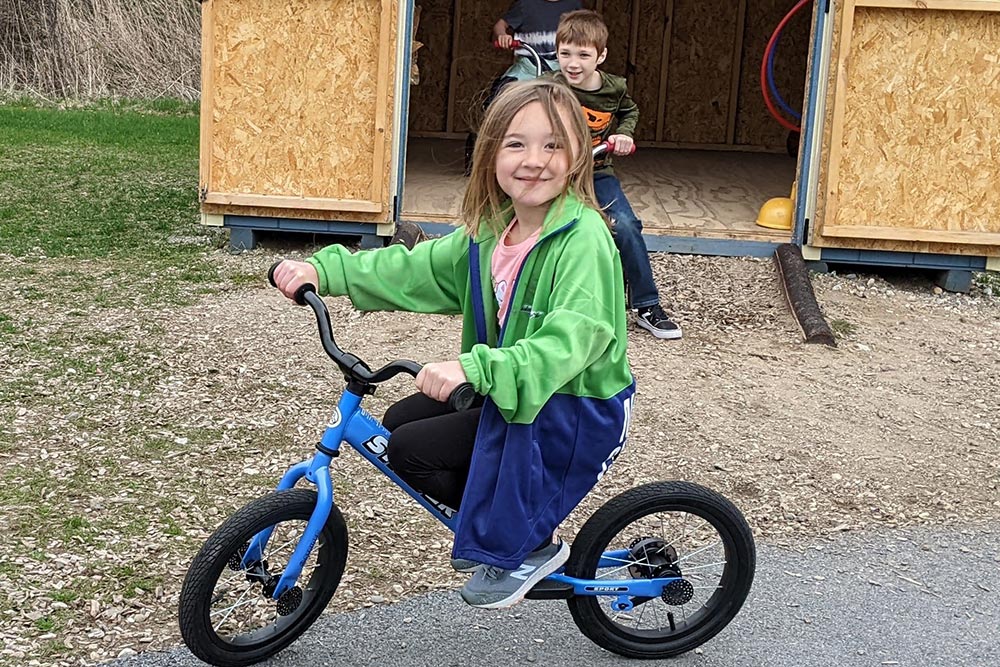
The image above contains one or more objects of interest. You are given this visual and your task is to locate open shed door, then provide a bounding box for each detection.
[199,0,398,226]
[814,0,1000,254]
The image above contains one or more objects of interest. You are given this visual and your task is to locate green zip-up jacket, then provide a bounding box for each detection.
[305,193,633,425]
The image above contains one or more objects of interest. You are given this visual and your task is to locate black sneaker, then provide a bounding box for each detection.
[636,305,683,340]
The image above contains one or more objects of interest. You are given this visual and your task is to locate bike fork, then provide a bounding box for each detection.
[241,401,356,599]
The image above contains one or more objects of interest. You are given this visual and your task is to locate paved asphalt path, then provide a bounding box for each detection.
[112,526,999,667]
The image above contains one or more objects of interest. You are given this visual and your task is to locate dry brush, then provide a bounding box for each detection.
[0,0,201,100]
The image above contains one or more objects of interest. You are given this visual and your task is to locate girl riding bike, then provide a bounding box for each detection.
[272,78,634,609]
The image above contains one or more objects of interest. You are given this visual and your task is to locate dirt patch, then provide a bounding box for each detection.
[1,250,998,665]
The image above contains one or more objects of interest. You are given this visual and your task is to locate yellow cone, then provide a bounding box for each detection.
[756,197,793,230]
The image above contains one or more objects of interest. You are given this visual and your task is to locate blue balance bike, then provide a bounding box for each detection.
[177,267,756,666]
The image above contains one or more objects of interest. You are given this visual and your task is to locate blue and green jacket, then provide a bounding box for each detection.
[307,192,635,568]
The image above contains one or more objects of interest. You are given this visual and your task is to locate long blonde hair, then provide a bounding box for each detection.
[461,78,601,236]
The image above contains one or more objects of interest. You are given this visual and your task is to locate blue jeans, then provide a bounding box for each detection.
[594,172,659,309]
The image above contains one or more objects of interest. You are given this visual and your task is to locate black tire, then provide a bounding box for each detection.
[178,489,348,667]
[566,481,755,659]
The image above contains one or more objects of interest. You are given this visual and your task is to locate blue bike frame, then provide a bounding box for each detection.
[243,386,684,611]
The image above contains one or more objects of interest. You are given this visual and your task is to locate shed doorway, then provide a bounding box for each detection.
[400,0,813,245]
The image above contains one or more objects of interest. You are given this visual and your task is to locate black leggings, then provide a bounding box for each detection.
[383,392,483,510]
[385,392,555,553]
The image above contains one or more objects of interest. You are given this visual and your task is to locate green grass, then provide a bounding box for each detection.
[50,589,78,604]
[35,617,56,632]
[0,100,223,306]
[110,565,163,598]
[829,318,857,338]
[975,270,999,294]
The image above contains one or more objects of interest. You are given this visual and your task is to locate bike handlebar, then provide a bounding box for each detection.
[495,38,543,77]
[267,262,477,412]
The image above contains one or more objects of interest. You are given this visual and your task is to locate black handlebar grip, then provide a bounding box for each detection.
[267,261,282,287]
[448,383,477,412]
[293,284,316,306]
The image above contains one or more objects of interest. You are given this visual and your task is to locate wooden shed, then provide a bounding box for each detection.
[198,0,1000,282]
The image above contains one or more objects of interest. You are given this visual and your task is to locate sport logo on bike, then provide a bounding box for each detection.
[362,435,390,466]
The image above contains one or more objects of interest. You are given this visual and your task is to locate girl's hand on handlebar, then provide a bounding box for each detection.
[607,134,634,156]
[272,260,319,301]
[416,361,469,404]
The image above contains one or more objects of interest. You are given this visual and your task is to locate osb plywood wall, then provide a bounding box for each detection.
[202,0,395,224]
[661,0,739,144]
[409,0,807,148]
[629,0,667,142]
[596,0,630,77]
[812,4,1000,256]
[452,0,514,132]
[409,0,453,131]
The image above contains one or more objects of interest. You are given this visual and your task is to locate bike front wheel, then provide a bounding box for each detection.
[178,489,348,667]
[566,481,755,659]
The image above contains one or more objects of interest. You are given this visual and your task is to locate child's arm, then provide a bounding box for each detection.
[299,229,467,315]
[493,18,513,48]
[608,82,639,156]
[495,1,523,48]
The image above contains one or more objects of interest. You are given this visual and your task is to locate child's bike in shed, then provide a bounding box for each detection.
[177,265,756,667]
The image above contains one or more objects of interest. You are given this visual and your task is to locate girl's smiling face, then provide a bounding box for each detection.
[494,101,579,219]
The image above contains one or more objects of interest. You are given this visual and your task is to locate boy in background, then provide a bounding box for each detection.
[554,9,682,340]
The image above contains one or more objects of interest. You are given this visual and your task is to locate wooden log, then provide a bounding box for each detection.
[774,243,836,346]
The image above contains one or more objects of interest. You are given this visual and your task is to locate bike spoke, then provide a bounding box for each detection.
[633,599,648,629]
[674,540,721,565]
[678,559,727,572]
[596,554,654,579]
[206,518,323,641]
[213,584,255,632]
[266,533,301,561]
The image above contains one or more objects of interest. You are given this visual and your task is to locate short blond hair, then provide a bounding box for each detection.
[461,78,600,236]
[556,9,608,53]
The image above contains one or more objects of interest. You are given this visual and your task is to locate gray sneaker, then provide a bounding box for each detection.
[460,541,570,609]
[636,304,683,340]
[450,557,480,573]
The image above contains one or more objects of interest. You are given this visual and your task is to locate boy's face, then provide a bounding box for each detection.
[557,42,607,88]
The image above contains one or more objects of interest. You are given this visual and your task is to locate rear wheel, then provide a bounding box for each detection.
[178,489,348,667]
[566,481,755,658]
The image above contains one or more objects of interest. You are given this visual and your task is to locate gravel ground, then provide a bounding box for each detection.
[1,249,998,666]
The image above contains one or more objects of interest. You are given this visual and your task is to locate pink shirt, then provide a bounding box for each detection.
[491,219,541,325]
